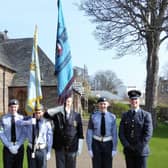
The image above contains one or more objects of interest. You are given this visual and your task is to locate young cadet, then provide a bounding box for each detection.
[119,90,153,168]
[86,97,118,168]
[21,104,53,168]
[0,99,25,168]
[44,95,84,168]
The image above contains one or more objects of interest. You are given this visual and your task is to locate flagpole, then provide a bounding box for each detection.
[34,25,40,109]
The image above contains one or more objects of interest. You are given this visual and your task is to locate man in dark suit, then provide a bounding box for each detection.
[44,95,84,168]
[119,90,153,168]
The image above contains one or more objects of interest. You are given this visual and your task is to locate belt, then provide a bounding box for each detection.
[93,135,112,142]
[28,143,46,150]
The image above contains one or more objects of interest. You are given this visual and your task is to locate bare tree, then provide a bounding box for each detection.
[90,70,123,93]
[79,0,168,127]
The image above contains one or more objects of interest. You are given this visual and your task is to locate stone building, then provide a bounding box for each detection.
[0,31,84,115]
[157,77,168,105]
[0,31,57,115]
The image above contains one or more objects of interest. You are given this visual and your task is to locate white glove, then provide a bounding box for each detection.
[77,139,83,156]
[112,150,117,157]
[88,150,93,158]
[9,145,18,154]
[32,118,36,125]
[47,106,64,116]
[46,152,51,160]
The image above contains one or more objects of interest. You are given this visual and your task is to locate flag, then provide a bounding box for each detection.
[55,0,74,104]
[26,25,43,115]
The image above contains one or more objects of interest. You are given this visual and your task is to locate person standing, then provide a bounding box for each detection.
[0,99,25,168]
[119,90,153,168]
[86,97,118,168]
[44,95,84,168]
[22,104,53,168]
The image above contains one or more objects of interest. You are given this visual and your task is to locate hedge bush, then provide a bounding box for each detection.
[108,102,130,118]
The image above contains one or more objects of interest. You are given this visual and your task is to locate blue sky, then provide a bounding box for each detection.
[1,0,168,91]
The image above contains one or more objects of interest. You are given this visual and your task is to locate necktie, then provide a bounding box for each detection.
[11,115,16,142]
[101,113,106,136]
[132,110,135,116]
[36,120,40,137]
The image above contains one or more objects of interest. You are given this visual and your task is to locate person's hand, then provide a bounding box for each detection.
[77,139,83,156]
[112,150,117,157]
[88,150,93,158]
[9,145,18,154]
[46,152,51,160]
[31,118,36,125]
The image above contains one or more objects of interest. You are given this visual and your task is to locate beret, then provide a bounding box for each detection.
[8,99,19,106]
[97,97,108,103]
[35,104,44,111]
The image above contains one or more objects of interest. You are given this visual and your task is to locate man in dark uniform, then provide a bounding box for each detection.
[44,95,84,168]
[0,99,25,168]
[119,90,153,168]
[86,97,118,168]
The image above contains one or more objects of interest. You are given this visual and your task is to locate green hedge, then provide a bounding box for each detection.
[108,102,129,118]
[87,96,129,117]
[155,105,168,121]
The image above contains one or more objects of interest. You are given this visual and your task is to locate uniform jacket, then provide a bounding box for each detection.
[45,110,84,152]
[86,111,118,151]
[25,117,53,154]
[0,113,25,148]
[119,109,153,156]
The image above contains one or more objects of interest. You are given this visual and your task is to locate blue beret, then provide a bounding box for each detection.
[97,97,108,103]
[8,99,19,106]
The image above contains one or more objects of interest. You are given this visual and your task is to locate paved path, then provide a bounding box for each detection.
[47,120,126,168]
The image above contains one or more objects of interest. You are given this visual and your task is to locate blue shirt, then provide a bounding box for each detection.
[0,113,25,148]
[86,111,118,151]
[24,118,53,153]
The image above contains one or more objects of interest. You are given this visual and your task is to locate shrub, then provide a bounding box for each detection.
[108,102,129,118]
[155,105,168,121]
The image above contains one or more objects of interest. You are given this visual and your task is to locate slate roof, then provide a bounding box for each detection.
[0,38,56,86]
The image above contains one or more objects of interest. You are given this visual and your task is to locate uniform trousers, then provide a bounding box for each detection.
[55,149,77,168]
[3,145,24,168]
[92,139,113,168]
[125,154,147,168]
[27,146,47,168]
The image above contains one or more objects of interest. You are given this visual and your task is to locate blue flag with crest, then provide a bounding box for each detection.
[55,0,74,104]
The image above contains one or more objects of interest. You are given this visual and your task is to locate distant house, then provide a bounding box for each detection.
[91,90,123,101]
[157,77,168,105]
[0,31,57,115]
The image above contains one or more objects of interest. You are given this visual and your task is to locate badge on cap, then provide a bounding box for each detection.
[8,99,19,106]
[97,97,108,103]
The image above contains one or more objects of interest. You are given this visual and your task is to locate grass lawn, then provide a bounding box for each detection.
[117,120,168,168]
[148,122,168,168]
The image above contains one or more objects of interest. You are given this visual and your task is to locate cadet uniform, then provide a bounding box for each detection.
[24,105,53,168]
[86,97,118,168]
[44,96,84,168]
[0,99,25,168]
[119,90,153,168]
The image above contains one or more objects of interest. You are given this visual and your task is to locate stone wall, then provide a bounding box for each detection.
[9,86,57,114]
[0,66,14,115]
